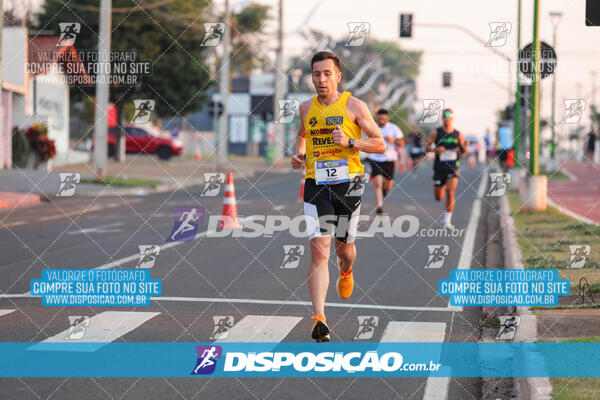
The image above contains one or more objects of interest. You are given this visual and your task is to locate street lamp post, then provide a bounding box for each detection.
[530,0,541,176]
[550,11,563,160]
[514,0,522,168]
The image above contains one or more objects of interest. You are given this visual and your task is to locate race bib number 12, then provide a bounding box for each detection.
[315,159,350,185]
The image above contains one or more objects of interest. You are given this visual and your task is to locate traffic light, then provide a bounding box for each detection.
[399,14,413,38]
[586,0,600,26]
[442,71,452,88]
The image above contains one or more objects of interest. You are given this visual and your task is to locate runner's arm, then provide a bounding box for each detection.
[458,132,469,155]
[347,97,386,154]
[395,127,405,148]
[425,130,442,153]
[291,101,309,170]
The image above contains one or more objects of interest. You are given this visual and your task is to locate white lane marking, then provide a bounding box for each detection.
[29,311,160,352]
[456,170,487,271]
[93,231,215,269]
[152,296,461,312]
[66,222,124,235]
[547,197,600,227]
[423,371,452,400]
[0,293,33,298]
[380,321,446,342]
[380,321,449,400]
[216,315,302,342]
[95,228,216,270]
[273,205,286,211]
[450,170,488,312]
[0,309,16,317]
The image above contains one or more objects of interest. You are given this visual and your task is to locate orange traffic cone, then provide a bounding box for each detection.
[398,161,406,173]
[469,156,476,168]
[218,172,242,229]
[298,169,306,202]
[195,143,202,161]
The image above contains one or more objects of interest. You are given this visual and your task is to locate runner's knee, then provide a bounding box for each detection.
[310,239,330,263]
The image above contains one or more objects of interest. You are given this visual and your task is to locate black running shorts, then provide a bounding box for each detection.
[303,178,362,243]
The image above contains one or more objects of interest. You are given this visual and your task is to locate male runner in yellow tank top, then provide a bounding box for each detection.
[290,51,386,342]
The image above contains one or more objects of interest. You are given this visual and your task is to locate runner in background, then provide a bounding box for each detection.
[408,124,426,174]
[425,108,468,230]
[484,128,494,163]
[367,109,404,214]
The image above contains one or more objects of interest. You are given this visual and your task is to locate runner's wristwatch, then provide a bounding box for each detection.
[348,139,355,148]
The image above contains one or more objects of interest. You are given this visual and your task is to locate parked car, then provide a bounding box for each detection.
[106,124,183,160]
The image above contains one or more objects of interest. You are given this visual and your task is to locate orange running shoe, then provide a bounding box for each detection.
[336,259,354,299]
[310,314,330,342]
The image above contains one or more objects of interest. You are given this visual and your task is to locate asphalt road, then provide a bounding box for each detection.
[0,161,489,400]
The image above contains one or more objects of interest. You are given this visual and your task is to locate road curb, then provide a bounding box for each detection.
[499,195,553,400]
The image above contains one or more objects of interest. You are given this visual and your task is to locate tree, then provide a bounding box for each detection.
[35,0,214,121]
[229,3,271,76]
[290,30,421,121]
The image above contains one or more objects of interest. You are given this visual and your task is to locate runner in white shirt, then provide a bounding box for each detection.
[368,109,404,214]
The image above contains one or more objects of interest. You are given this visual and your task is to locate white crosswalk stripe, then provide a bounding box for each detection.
[215,315,302,342]
[380,321,450,400]
[29,311,160,352]
[0,309,16,317]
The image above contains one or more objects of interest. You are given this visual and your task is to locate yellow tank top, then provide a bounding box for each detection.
[304,91,364,180]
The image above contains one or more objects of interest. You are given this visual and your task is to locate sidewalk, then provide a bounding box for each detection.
[0,154,291,206]
[548,160,600,225]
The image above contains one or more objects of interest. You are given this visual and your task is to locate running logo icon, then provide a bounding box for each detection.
[201,173,225,196]
[560,99,586,124]
[57,23,80,46]
[486,22,511,47]
[131,100,155,124]
[281,245,305,269]
[210,316,234,340]
[345,22,370,47]
[567,245,590,268]
[168,206,204,242]
[201,23,225,47]
[419,99,444,124]
[64,316,89,340]
[345,174,369,196]
[57,173,80,197]
[354,316,379,339]
[191,345,222,375]
[425,245,449,269]
[496,316,519,340]
[275,100,299,123]
[137,245,160,268]
[487,173,511,196]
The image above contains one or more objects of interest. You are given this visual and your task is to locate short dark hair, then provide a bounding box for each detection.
[442,108,453,114]
[376,109,389,115]
[311,51,340,71]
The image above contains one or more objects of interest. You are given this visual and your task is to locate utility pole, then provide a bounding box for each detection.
[93,0,112,181]
[0,0,4,170]
[514,0,522,167]
[550,11,563,159]
[529,0,540,176]
[272,0,285,164]
[217,0,231,169]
